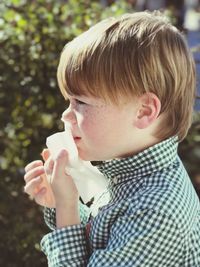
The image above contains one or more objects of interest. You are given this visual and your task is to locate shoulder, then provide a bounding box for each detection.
[123,169,199,232]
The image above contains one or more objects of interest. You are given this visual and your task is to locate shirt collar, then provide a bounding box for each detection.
[97,136,178,184]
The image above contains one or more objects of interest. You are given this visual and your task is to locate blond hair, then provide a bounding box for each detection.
[57,11,196,141]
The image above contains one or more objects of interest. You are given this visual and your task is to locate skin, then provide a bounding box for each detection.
[24,92,162,228]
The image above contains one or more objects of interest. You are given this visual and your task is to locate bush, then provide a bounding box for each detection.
[0,1,130,266]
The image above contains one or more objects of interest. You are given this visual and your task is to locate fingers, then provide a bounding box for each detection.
[44,157,54,178]
[34,187,47,206]
[24,165,45,183]
[24,161,45,197]
[25,160,43,173]
[24,176,43,196]
[24,157,56,207]
[52,149,69,180]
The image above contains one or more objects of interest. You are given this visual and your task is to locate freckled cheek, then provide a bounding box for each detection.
[78,112,103,141]
[81,118,98,139]
[75,111,91,132]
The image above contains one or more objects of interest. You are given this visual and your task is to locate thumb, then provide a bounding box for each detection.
[53,149,70,179]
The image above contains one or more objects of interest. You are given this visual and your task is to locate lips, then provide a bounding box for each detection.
[72,130,81,141]
[73,136,81,141]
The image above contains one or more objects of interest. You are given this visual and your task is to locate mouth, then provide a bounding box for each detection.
[73,137,81,142]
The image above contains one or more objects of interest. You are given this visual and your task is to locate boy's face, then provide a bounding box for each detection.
[62,95,141,161]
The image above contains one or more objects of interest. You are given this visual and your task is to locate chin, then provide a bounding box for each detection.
[78,151,104,162]
[81,156,99,162]
[78,147,114,161]
[78,151,93,161]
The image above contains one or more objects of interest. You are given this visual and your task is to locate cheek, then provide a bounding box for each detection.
[78,110,106,140]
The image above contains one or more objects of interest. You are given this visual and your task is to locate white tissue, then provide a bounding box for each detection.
[46,131,79,167]
[46,128,108,203]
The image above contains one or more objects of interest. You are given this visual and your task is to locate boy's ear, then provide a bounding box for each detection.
[134,93,161,129]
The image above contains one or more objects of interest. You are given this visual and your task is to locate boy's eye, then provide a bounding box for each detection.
[75,99,87,105]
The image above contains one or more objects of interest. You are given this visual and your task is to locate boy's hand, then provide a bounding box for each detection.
[44,149,80,227]
[24,148,80,226]
[44,149,79,207]
[24,149,56,208]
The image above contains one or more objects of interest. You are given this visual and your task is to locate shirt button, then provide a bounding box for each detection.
[112,176,118,184]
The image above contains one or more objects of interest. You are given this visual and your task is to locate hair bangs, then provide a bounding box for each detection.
[57,37,130,104]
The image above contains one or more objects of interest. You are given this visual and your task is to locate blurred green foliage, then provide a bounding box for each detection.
[0,0,131,266]
[0,0,199,266]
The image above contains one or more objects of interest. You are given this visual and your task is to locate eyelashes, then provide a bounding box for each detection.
[67,96,89,108]
[75,99,87,105]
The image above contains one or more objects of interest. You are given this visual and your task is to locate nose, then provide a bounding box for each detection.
[61,106,77,125]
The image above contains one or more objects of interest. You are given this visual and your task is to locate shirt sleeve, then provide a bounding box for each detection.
[43,202,91,230]
[41,225,89,267]
[40,209,182,267]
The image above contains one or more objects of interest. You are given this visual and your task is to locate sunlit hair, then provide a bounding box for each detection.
[57,11,196,141]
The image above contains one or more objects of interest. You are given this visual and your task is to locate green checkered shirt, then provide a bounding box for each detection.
[41,137,200,266]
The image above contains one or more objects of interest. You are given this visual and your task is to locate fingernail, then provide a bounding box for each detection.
[56,149,67,159]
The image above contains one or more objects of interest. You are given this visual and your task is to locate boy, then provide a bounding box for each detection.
[24,11,200,266]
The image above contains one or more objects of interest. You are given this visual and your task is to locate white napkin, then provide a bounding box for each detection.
[46,127,108,204]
